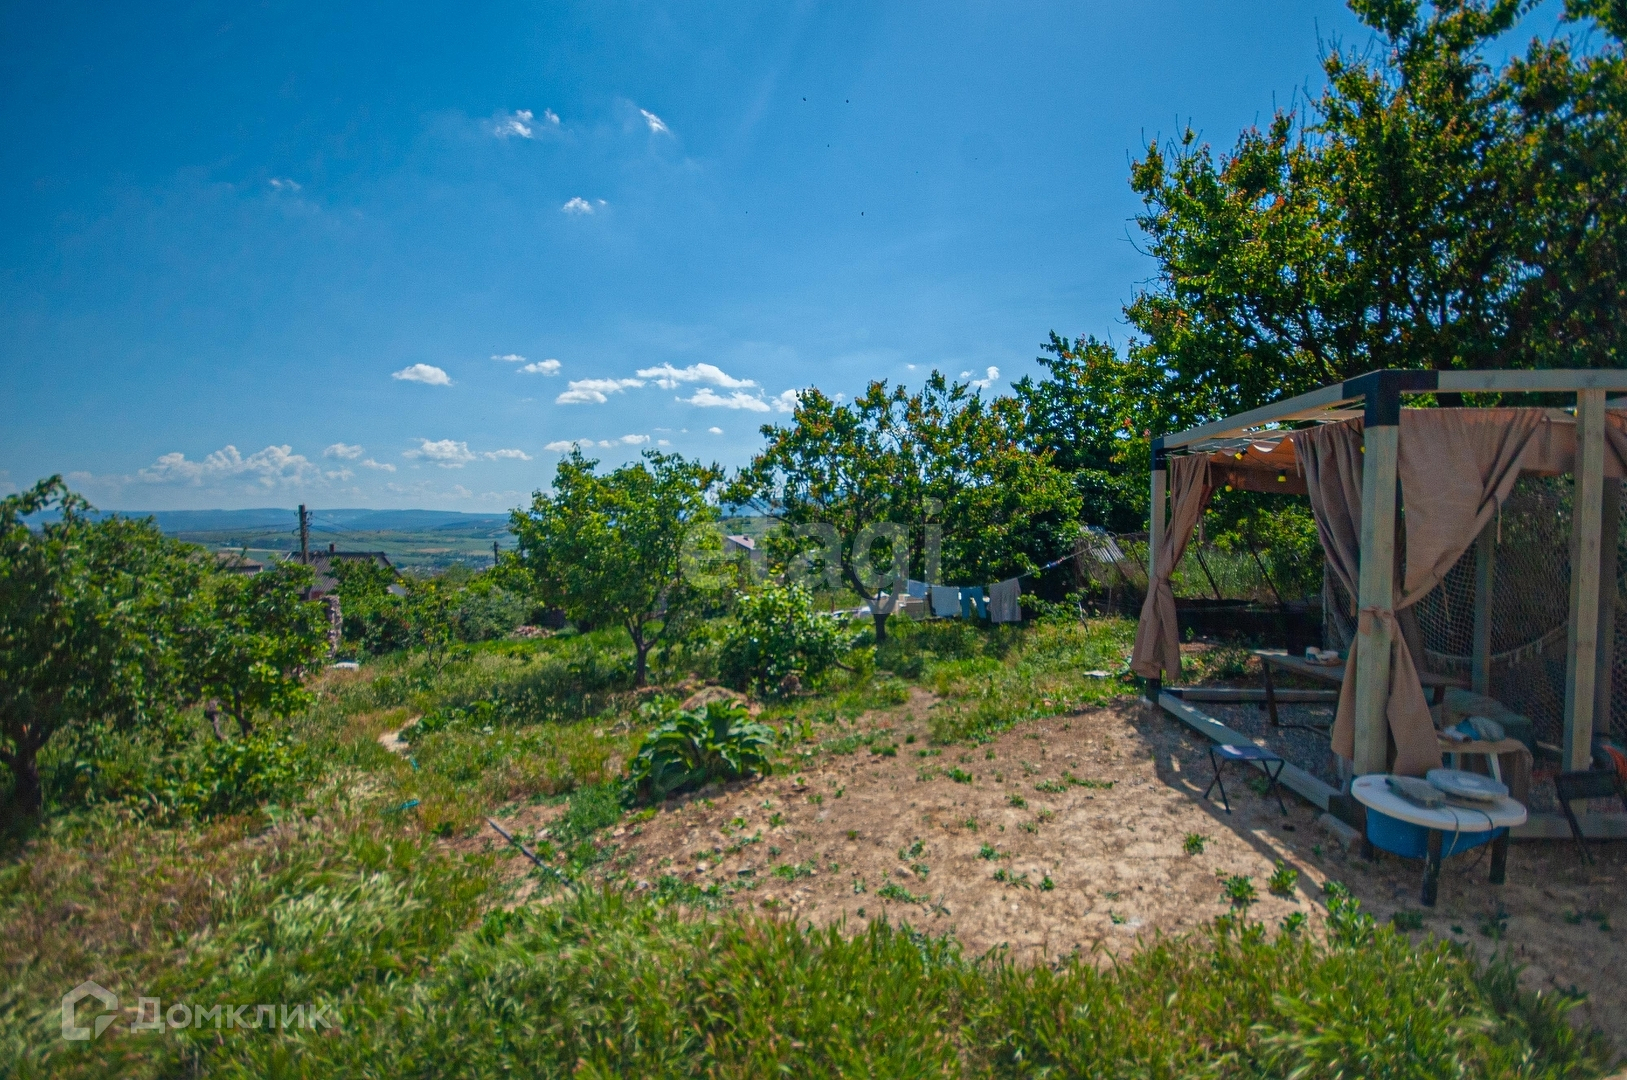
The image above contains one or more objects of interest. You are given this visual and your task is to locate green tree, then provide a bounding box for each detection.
[0,478,199,813]
[1123,0,1626,425]
[329,557,411,655]
[721,582,845,695]
[186,561,329,737]
[511,449,724,686]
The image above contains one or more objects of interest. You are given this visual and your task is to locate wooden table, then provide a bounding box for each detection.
[1253,650,1468,729]
[1351,774,1526,905]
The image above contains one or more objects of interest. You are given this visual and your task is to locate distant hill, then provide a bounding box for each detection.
[92,508,514,533]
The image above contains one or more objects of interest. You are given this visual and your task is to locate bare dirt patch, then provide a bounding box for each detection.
[603,694,1625,1048]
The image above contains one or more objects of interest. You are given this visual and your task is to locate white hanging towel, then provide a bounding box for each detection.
[929,585,962,618]
[988,577,1022,623]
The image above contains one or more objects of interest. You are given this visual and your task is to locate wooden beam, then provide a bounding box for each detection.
[1437,369,1627,393]
[1149,461,1166,583]
[1595,479,1621,742]
[1353,423,1400,775]
[1564,389,1608,770]
[1471,517,1496,696]
[1160,384,1356,450]
[1166,687,1340,704]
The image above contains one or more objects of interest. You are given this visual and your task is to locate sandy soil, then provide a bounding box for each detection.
[579,692,1626,1050]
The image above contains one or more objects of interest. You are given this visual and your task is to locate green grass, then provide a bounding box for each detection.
[1,613,1613,1077]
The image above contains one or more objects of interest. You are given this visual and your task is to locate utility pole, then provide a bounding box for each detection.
[298,505,310,564]
[492,540,500,568]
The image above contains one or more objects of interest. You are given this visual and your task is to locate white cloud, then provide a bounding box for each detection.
[598,434,649,447]
[360,458,396,472]
[640,108,670,134]
[451,484,473,498]
[832,392,848,404]
[708,426,723,434]
[137,445,321,488]
[960,365,1000,390]
[543,108,560,126]
[520,359,561,375]
[269,177,301,193]
[544,439,584,452]
[493,353,526,363]
[404,438,477,468]
[484,448,533,461]
[773,389,801,413]
[562,197,595,215]
[324,442,364,460]
[657,439,671,446]
[392,363,452,386]
[556,377,645,404]
[680,388,771,411]
[494,109,535,138]
[635,363,756,390]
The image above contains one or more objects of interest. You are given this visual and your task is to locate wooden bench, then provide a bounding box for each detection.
[1253,650,1467,729]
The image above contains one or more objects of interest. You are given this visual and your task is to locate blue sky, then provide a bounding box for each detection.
[0,0,1501,510]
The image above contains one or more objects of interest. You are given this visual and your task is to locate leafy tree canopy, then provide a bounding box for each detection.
[511,449,724,685]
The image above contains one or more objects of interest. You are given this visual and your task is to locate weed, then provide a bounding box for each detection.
[1222,875,1258,910]
[768,812,786,827]
[1392,910,1425,931]
[1007,793,1027,809]
[910,863,931,878]
[1280,911,1308,934]
[992,868,1030,888]
[948,768,974,784]
[899,838,925,860]
[978,843,1001,861]
[1109,911,1127,925]
[1480,905,1510,940]
[1034,779,1068,793]
[808,793,824,806]
[905,734,916,744]
[1040,875,1055,891]
[871,742,899,758]
[876,881,925,904]
[772,861,816,881]
[1268,861,1300,898]
[1182,833,1208,855]
[963,817,978,831]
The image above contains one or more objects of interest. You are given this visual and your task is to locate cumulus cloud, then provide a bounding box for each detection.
[269,177,301,192]
[708,426,723,434]
[360,458,396,472]
[636,363,756,390]
[137,445,322,488]
[324,442,364,460]
[544,439,584,452]
[773,389,801,413]
[543,108,560,126]
[562,197,595,215]
[392,363,452,386]
[640,108,670,134]
[492,353,526,363]
[556,377,644,404]
[484,448,533,461]
[493,109,535,138]
[601,434,650,447]
[404,438,477,467]
[960,365,1000,390]
[520,359,561,375]
[680,388,771,411]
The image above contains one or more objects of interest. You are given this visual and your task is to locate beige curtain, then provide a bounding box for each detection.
[1131,455,1212,682]
[1294,409,1568,776]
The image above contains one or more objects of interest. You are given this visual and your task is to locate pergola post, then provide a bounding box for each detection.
[1353,417,1401,776]
[1471,519,1496,696]
[1149,447,1166,585]
[1565,389,1608,769]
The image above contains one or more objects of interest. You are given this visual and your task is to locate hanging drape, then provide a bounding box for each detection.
[1130,454,1212,682]
[1290,408,1567,776]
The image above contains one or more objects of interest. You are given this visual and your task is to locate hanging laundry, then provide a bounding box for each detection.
[930,585,961,618]
[960,585,986,620]
[906,579,929,599]
[988,577,1022,623]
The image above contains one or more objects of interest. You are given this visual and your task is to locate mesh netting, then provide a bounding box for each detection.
[1325,474,1627,748]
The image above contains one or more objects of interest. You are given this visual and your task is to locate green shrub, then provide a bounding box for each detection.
[720,583,844,694]
[623,698,776,801]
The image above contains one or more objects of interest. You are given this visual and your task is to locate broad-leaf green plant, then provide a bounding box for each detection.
[623,698,775,802]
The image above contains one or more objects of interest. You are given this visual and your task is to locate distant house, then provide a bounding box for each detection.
[301,543,396,599]
[724,534,756,555]
[215,551,266,576]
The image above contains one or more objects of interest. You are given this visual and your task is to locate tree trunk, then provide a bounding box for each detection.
[630,623,650,687]
[205,701,226,741]
[8,744,42,816]
[872,612,890,643]
[233,693,254,738]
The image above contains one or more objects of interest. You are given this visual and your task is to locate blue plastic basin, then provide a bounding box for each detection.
[1366,807,1505,860]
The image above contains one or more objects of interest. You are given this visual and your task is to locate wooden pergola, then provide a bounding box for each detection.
[1150,369,1627,781]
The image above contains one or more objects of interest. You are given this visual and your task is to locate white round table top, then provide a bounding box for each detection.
[1351,774,1527,831]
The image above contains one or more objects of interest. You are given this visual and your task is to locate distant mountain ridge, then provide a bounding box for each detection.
[29,508,513,532]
